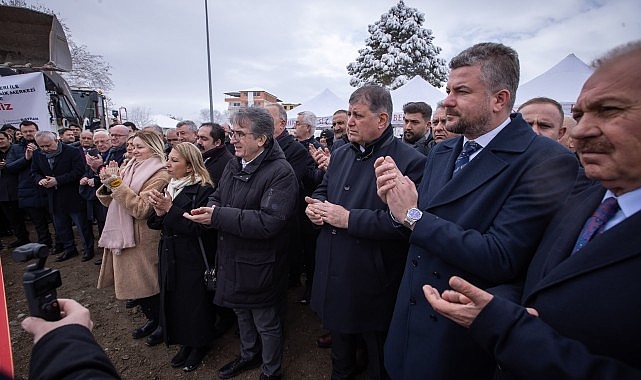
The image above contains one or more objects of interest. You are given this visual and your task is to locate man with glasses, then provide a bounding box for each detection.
[294,111,322,150]
[104,124,129,165]
[185,107,298,380]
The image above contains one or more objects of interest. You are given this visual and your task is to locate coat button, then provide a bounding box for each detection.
[411,259,418,268]
[331,229,337,235]
[432,271,441,279]
[344,185,350,191]
[409,297,416,305]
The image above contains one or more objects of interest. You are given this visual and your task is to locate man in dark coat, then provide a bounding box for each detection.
[424,39,641,380]
[375,42,579,380]
[0,130,30,247]
[32,131,94,262]
[266,103,318,299]
[305,85,426,380]
[195,122,236,336]
[196,122,234,186]
[5,121,53,249]
[185,107,298,380]
[402,101,435,155]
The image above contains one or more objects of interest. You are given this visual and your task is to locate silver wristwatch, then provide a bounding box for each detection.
[403,207,423,228]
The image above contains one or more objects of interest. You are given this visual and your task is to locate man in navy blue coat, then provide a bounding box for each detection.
[306,85,426,380]
[375,43,579,379]
[424,40,641,380]
[31,131,94,262]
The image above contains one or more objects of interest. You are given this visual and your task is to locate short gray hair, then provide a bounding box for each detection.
[266,103,287,123]
[591,39,641,69]
[142,123,163,136]
[450,42,520,109]
[349,85,393,116]
[175,120,198,132]
[297,111,317,129]
[35,130,56,141]
[231,108,274,141]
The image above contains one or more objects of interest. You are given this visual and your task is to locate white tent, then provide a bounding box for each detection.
[390,76,446,125]
[149,114,180,130]
[286,88,347,128]
[516,54,594,115]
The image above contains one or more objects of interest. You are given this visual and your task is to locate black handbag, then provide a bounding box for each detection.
[198,236,216,292]
[193,194,216,292]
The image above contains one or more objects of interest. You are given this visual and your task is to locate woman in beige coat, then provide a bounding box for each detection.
[96,130,169,345]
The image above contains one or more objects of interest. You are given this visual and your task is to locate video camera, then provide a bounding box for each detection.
[12,243,61,321]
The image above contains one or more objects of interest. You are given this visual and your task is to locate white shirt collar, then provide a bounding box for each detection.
[462,116,511,160]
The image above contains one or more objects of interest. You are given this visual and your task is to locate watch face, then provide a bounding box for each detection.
[408,208,422,220]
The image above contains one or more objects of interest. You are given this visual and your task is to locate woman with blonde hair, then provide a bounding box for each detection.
[147,142,217,371]
[96,130,169,345]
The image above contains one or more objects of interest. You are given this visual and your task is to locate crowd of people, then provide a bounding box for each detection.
[3,38,640,380]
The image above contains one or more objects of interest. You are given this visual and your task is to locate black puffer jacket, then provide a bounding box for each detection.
[208,139,298,308]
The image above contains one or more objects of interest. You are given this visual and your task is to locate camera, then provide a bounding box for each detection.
[12,243,62,321]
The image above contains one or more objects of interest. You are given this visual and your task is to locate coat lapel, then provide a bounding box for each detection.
[428,116,534,208]
[525,193,641,301]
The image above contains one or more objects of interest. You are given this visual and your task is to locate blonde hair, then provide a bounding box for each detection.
[171,142,214,187]
[133,130,166,162]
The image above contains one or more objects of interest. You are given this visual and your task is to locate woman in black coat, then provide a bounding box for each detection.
[147,143,217,372]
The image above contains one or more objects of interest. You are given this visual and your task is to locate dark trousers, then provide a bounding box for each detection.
[234,306,283,377]
[330,330,389,380]
[52,208,94,255]
[87,199,106,236]
[0,201,29,242]
[24,206,52,247]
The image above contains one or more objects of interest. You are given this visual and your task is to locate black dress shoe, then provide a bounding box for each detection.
[55,250,78,262]
[316,333,332,348]
[171,346,192,368]
[218,355,262,379]
[182,346,209,372]
[81,252,95,262]
[125,299,139,309]
[145,326,163,346]
[8,240,30,249]
[132,319,157,339]
[259,372,282,380]
[94,258,103,265]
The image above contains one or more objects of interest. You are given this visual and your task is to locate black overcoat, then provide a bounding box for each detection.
[147,183,217,346]
[310,126,426,333]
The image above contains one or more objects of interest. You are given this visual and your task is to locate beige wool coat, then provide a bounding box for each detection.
[96,169,169,300]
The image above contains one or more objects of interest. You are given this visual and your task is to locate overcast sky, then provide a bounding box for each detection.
[36,0,641,121]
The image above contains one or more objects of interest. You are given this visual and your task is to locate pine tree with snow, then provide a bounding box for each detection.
[347,1,447,90]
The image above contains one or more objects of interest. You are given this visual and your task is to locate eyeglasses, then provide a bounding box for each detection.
[229,129,251,139]
[110,134,128,138]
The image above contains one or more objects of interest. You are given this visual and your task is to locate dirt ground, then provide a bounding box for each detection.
[1,224,344,379]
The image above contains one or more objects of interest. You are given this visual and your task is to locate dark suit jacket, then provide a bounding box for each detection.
[470,184,641,379]
[31,143,86,213]
[384,114,580,380]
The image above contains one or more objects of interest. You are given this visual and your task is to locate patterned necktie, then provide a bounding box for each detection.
[453,141,482,177]
[571,197,619,254]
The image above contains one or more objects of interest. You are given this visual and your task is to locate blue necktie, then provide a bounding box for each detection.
[571,197,619,254]
[453,141,482,177]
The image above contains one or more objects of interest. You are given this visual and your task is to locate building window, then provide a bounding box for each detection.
[253,91,261,97]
